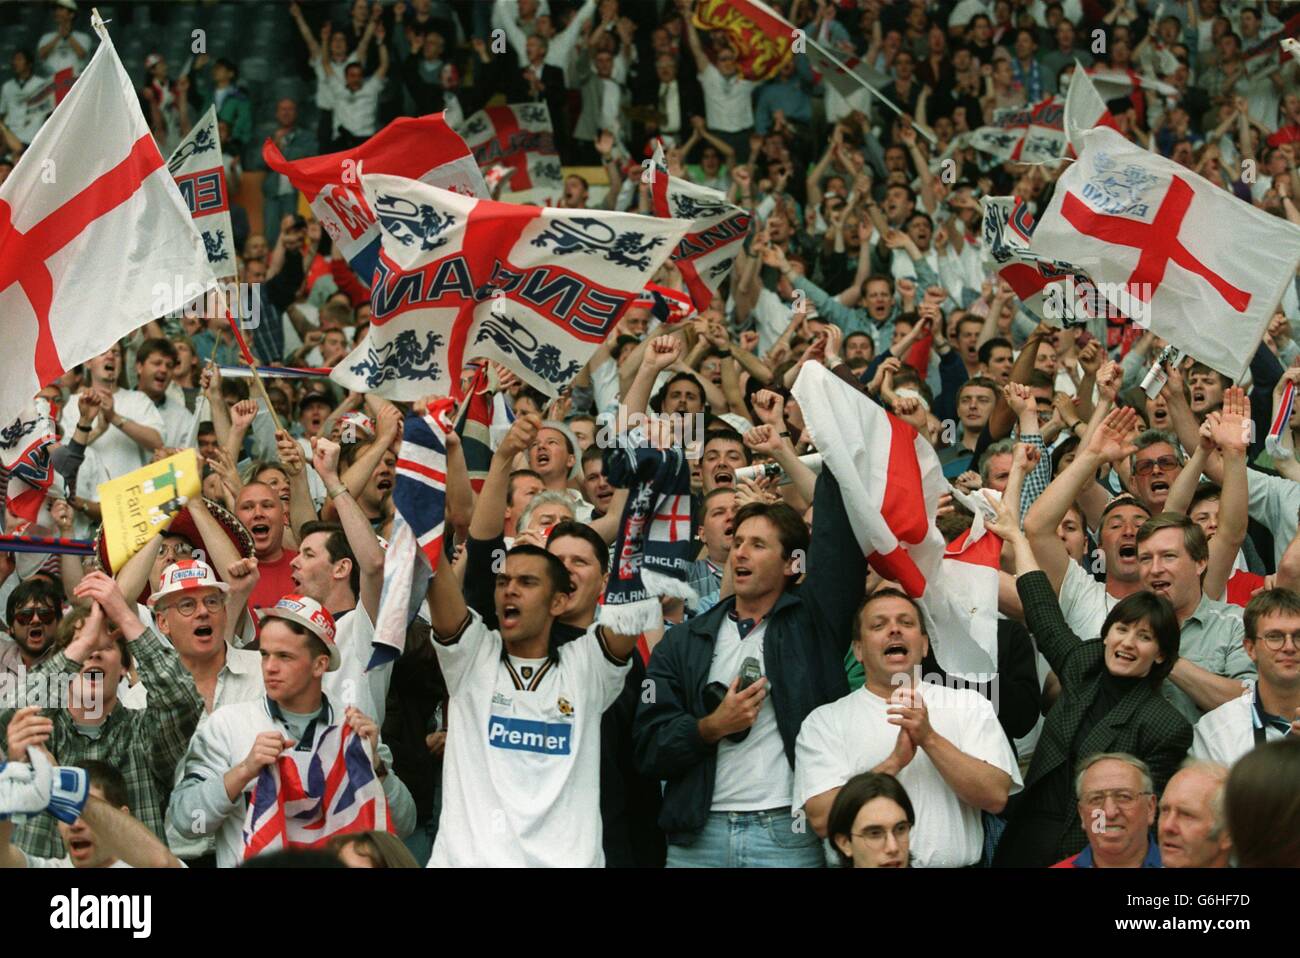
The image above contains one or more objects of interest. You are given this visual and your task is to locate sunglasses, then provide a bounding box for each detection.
[1134,455,1180,476]
[14,608,57,626]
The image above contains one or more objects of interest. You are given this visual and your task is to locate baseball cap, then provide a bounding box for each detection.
[144,53,162,69]
[148,559,229,607]
[298,391,334,415]
[257,594,340,671]
[55,0,77,10]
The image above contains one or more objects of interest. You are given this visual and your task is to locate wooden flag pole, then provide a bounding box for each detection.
[223,278,285,434]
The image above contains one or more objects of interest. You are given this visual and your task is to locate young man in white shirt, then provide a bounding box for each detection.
[168,594,415,867]
[134,339,194,450]
[61,343,165,480]
[425,538,637,867]
[37,3,91,78]
[796,589,1021,868]
[0,50,52,147]
[1193,587,1300,765]
[325,47,390,148]
[679,0,756,156]
[1,760,181,869]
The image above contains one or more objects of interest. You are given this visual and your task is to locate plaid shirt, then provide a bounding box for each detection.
[0,628,203,858]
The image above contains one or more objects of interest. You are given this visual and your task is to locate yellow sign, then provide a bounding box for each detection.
[98,449,201,572]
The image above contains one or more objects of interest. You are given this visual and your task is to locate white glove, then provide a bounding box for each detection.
[0,749,88,823]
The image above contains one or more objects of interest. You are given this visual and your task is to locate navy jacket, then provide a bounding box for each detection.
[632,471,867,842]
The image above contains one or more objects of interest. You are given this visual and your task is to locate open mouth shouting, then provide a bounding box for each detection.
[882,640,911,665]
[712,468,734,488]
[192,623,215,646]
[1147,577,1171,596]
[500,603,522,630]
[732,563,751,587]
[250,522,272,545]
[1116,543,1138,565]
[67,836,96,862]
[1148,479,1170,500]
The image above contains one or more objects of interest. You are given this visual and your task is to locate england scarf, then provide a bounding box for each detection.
[369,400,454,667]
[598,432,697,633]
[649,142,751,311]
[242,724,391,860]
[262,113,488,284]
[332,173,689,400]
[792,362,996,674]
[0,401,56,522]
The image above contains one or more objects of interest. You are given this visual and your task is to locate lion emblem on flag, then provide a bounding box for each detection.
[475,314,581,385]
[375,193,457,251]
[517,104,547,125]
[348,330,445,387]
[670,194,730,220]
[530,218,666,270]
[1086,153,1160,214]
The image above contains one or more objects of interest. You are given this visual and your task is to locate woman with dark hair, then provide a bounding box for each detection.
[984,489,1193,867]
[827,772,914,868]
[330,830,420,869]
[1225,739,1300,867]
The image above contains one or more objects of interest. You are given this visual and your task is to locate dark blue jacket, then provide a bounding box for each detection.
[632,471,867,843]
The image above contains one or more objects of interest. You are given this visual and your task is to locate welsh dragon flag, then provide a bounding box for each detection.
[332,174,689,399]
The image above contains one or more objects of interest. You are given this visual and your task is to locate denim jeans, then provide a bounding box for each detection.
[666,808,825,868]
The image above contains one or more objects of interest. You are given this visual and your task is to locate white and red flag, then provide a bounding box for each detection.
[791,362,997,675]
[1029,125,1300,380]
[263,113,487,284]
[970,97,1065,164]
[0,399,56,522]
[1063,64,1117,148]
[0,15,217,430]
[168,105,236,279]
[649,142,751,311]
[333,173,689,399]
[457,103,562,206]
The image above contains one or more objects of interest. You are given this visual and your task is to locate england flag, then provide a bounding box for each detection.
[649,143,751,311]
[242,724,391,860]
[332,173,689,399]
[168,105,236,279]
[0,400,56,522]
[457,103,563,206]
[262,113,488,284]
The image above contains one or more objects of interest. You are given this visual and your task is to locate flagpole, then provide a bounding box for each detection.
[223,278,285,434]
[804,34,936,146]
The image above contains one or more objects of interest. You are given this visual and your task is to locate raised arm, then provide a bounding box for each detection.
[468,414,540,542]
[677,0,711,73]
[1201,389,1250,602]
[313,437,385,621]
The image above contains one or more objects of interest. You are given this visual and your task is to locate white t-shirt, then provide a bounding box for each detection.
[795,683,1023,867]
[708,617,793,811]
[699,64,756,133]
[324,605,393,728]
[1191,687,1290,767]
[1057,559,1117,642]
[0,75,53,144]
[38,30,92,75]
[61,389,166,481]
[429,610,629,867]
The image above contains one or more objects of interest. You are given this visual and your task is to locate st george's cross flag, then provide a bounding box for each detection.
[970,97,1067,164]
[333,173,690,399]
[792,361,996,675]
[649,142,751,311]
[1029,125,1300,381]
[263,113,488,284]
[0,15,217,430]
[242,723,391,860]
[457,103,563,207]
[167,105,237,279]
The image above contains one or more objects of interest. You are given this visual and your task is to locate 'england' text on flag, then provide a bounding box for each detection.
[262,113,488,284]
[0,17,218,429]
[168,104,236,279]
[333,173,690,400]
[1029,125,1300,381]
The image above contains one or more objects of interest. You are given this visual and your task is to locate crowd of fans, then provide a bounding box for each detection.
[1,0,1300,870]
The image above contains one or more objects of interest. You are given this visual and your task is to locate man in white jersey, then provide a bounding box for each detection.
[425,540,636,867]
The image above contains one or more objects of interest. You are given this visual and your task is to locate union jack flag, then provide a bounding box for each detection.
[0,402,56,522]
[242,724,390,860]
[455,363,493,493]
[395,399,455,568]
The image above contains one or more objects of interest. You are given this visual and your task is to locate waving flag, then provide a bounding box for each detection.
[242,724,390,860]
[0,14,217,430]
[635,282,695,325]
[457,103,562,207]
[455,363,493,493]
[0,401,56,522]
[262,113,488,284]
[1063,64,1117,149]
[792,362,996,674]
[649,143,751,311]
[693,0,793,81]
[970,97,1066,164]
[935,514,1004,666]
[168,105,236,279]
[981,195,1104,326]
[332,173,689,400]
[1029,126,1300,380]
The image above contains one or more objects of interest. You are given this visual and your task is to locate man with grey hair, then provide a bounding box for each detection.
[1130,429,1184,515]
[515,490,576,541]
[1053,752,1161,868]
[1158,761,1232,868]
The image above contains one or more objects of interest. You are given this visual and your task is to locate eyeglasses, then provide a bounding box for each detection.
[160,543,194,562]
[162,595,225,618]
[13,608,57,626]
[851,822,912,846]
[1133,455,1180,476]
[1254,631,1300,651]
[1080,788,1152,809]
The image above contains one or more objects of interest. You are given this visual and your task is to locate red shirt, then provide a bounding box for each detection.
[248,549,298,614]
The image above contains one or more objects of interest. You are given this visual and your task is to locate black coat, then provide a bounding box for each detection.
[632,471,869,842]
[994,571,1193,866]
